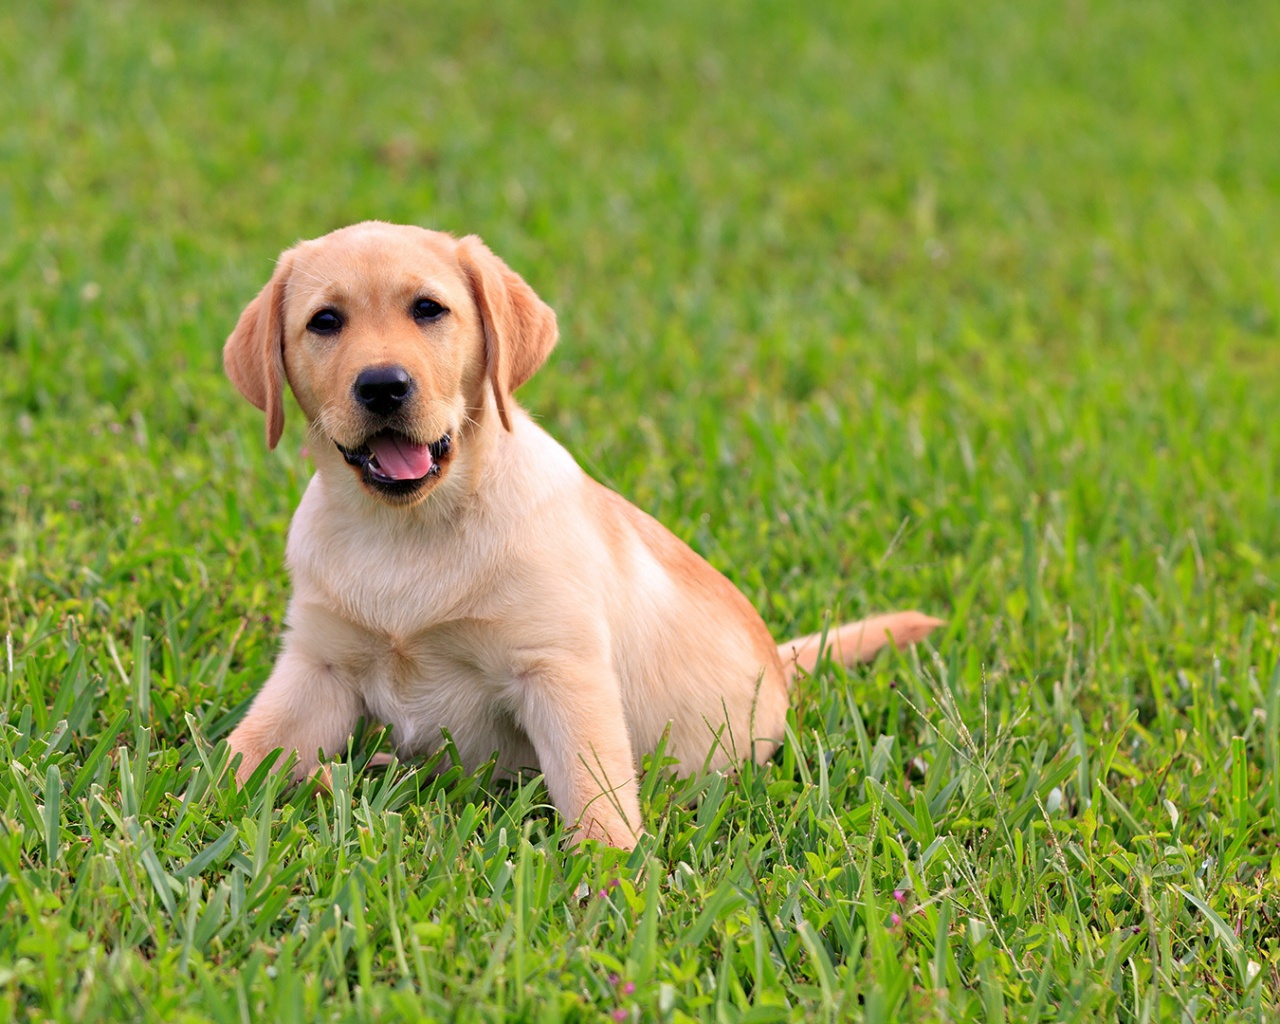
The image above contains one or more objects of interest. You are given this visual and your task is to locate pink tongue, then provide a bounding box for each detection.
[367,435,433,480]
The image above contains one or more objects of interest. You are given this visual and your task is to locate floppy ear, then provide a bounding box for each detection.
[456,236,558,432]
[223,252,294,449]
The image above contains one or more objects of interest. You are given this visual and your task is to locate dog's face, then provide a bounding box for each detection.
[224,222,557,506]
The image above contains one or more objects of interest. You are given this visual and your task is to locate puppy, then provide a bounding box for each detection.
[223,221,941,847]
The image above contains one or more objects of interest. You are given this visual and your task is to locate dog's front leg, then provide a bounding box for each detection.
[517,667,642,849]
[226,645,362,785]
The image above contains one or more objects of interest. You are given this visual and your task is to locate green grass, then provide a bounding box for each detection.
[2,0,1280,1019]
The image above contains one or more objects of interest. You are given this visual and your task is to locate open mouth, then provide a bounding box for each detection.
[335,430,452,498]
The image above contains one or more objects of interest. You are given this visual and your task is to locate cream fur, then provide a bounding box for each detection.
[223,221,943,848]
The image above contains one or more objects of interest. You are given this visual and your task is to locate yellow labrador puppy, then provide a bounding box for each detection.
[223,221,941,847]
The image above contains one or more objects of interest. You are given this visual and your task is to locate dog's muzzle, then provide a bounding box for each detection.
[336,430,452,497]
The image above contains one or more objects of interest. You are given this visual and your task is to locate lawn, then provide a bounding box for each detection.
[2,0,1279,1019]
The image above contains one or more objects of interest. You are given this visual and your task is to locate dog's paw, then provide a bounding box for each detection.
[570,813,643,851]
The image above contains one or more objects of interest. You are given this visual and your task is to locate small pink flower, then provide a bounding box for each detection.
[612,1009,628,1023]
[622,982,636,996]
[892,890,907,904]
[890,913,902,927]
[597,879,620,898]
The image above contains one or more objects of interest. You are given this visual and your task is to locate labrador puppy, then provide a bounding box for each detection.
[223,221,941,847]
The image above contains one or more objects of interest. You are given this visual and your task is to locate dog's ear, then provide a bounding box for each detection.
[223,252,294,450]
[457,236,558,432]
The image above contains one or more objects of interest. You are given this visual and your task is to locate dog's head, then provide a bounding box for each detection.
[224,222,557,506]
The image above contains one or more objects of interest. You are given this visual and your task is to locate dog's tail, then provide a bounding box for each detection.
[778,611,944,682]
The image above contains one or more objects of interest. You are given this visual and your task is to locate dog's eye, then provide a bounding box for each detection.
[307,309,343,335]
[411,298,447,322]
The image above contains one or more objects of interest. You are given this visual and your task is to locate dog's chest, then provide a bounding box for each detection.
[309,549,476,639]
[288,489,503,638]
[347,618,525,765]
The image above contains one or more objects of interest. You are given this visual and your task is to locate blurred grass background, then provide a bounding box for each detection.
[2,0,1279,1020]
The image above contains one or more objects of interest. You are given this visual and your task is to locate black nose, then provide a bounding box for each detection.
[354,365,413,416]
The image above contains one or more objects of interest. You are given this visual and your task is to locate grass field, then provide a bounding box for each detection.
[3,0,1280,1019]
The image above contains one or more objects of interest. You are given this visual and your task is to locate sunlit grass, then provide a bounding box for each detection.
[2,0,1279,1020]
